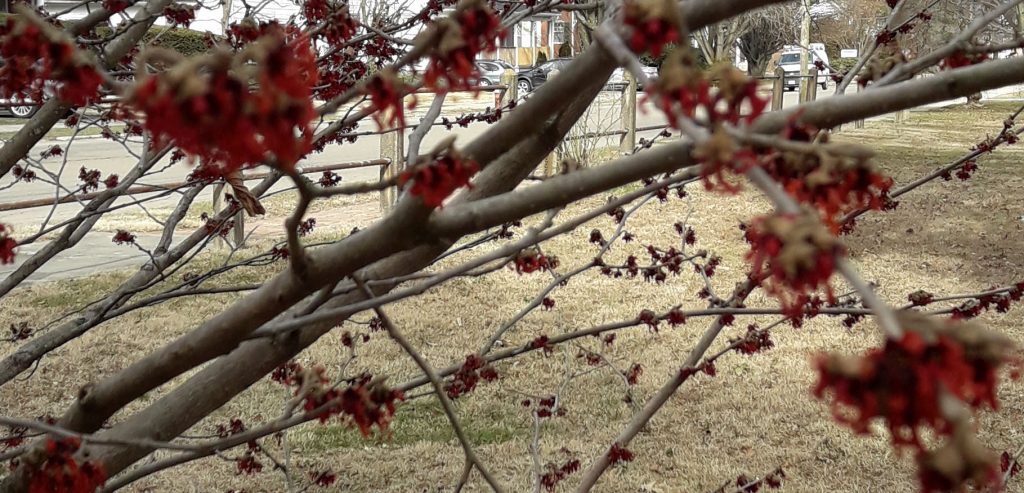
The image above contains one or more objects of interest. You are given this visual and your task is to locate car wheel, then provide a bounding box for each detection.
[517,79,532,95]
[820,80,828,90]
[479,78,492,87]
[9,104,37,118]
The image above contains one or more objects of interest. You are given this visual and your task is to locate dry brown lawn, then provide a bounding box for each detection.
[2,102,1024,492]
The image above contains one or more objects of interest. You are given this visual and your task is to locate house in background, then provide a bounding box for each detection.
[31,0,581,69]
[495,10,579,68]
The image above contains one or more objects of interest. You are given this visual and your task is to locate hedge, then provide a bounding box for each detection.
[91,24,212,57]
[144,27,211,57]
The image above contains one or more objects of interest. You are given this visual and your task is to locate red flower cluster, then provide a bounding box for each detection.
[365,69,415,129]
[102,0,130,12]
[814,313,1014,492]
[445,354,498,398]
[12,165,36,182]
[235,451,263,475]
[512,248,558,274]
[1,223,17,265]
[0,15,103,106]
[9,322,32,341]
[731,324,775,356]
[941,51,989,70]
[272,363,403,435]
[398,150,479,207]
[745,214,843,316]
[626,363,643,385]
[318,170,342,187]
[607,442,635,465]
[296,217,316,237]
[26,437,106,493]
[304,0,356,45]
[526,395,564,419]
[530,335,554,356]
[131,29,317,175]
[200,213,235,237]
[162,3,197,27]
[423,0,503,91]
[623,0,683,57]
[540,457,581,492]
[761,129,893,228]
[650,54,768,133]
[112,230,136,245]
[950,283,1024,320]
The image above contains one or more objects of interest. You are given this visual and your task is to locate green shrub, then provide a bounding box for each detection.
[830,57,859,75]
[92,25,212,57]
[144,27,211,57]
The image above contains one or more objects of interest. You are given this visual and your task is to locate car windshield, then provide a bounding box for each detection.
[779,53,801,64]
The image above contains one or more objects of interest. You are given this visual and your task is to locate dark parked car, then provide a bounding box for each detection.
[516,58,573,94]
[474,59,515,86]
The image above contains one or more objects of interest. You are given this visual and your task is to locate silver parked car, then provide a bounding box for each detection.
[474,59,515,86]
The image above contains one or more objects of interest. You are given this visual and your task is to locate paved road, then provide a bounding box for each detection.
[0,91,671,283]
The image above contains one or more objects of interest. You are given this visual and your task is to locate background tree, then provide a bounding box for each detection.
[737,4,801,75]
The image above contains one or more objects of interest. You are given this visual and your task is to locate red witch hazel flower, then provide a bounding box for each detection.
[0,223,16,264]
[623,0,683,57]
[303,0,357,45]
[0,11,104,106]
[445,354,499,398]
[163,3,197,27]
[512,247,559,274]
[760,127,893,229]
[692,126,758,193]
[25,437,106,493]
[423,0,503,91]
[648,51,768,130]
[398,139,479,207]
[940,50,989,70]
[744,213,844,317]
[814,312,1015,491]
[365,69,416,129]
[130,27,318,175]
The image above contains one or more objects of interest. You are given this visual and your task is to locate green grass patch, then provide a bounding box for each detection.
[292,399,524,452]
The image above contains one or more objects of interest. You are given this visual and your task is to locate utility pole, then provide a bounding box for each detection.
[1018,3,1024,57]
[799,0,812,99]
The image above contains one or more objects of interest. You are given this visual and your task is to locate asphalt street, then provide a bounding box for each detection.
[0,85,833,282]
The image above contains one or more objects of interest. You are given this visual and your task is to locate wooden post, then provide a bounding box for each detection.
[500,68,517,105]
[232,210,244,248]
[771,67,784,111]
[211,182,244,249]
[211,183,225,249]
[807,69,819,102]
[379,129,404,211]
[543,148,559,177]
[620,71,637,154]
[854,82,865,129]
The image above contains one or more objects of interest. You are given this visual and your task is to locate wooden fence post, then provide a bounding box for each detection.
[212,183,224,249]
[807,69,819,102]
[211,182,245,249]
[771,67,784,111]
[501,69,517,105]
[379,129,404,211]
[854,82,865,129]
[619,71,637,154]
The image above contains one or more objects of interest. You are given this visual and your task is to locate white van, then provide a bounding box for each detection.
[778,43,830,91]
